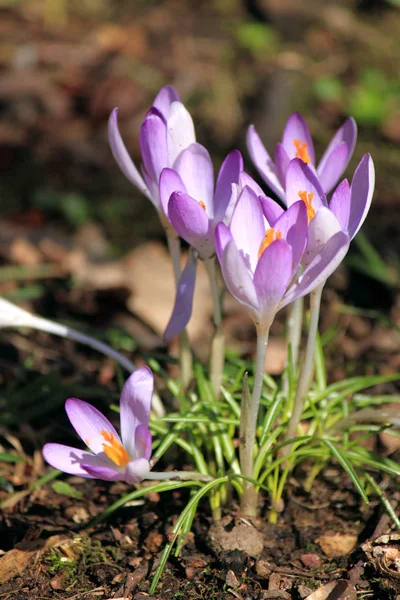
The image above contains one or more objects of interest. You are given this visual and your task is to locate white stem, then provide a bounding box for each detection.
[240,326,270,517]
[204,256,224,399]
[166,232,193,389]
[286,297,304,373]
[284,284,324,447]
[146,471,212,481]
[0,298,166,416]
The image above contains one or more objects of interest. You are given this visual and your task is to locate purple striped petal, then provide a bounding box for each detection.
[221,183,239,227]
[108,108,151,200]
[43,443,107,478]
[214,150,243,223]
[153,85,180,118]
[282,231,350,308]
[274,201,308,272]
[347,154,374,240]
[317,142,349,195]
[174,143,214,213]
[303,207,342,268]
[120,367,153,456]
[285,159,327,215]
[329,179,351,233]
[168,191,214,258]
[230,186,265,273]
[81,463,125,481]
[125,458,151,484]
[215,222,233,263]
[247,125,285,200]
[317,117,357,192]
[140,108,168,184]
[135,425,152,460]
[65,399,121,456]
[274,143,290,188]
[167,102,196,166]
[254,239,293,326]
[159,168,186,218]
[164,248,197,340]
[259,195,285,226]
[282,113,315,165]
[220,239,260,318]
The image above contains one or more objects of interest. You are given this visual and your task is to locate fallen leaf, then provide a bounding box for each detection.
[317,532,357,558]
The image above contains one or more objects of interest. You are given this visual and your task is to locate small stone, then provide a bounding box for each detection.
[256,559,272,578]
[297,585,313,598]
[226,569,240,588]
[300,553,322,568]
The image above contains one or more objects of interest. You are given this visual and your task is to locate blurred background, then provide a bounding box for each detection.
[1,0,400,387]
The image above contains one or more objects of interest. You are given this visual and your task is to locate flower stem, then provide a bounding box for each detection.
[240,326,270,517]
[284,297,304,391]
[146,471,213,481]
[166,232,193,390]
[204,256,224,399]
[284,284,324,451]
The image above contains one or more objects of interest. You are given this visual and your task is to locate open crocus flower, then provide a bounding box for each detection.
[159,146,243,338]
[108,85,195,227]
[215,186,350,329]
[43,368,153,484]
[261,154,374,267]
[247,112,357,201]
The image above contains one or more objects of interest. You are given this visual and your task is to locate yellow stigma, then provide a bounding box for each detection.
[199,200,206,210]
[298,190,315,224]
[294,139,311,164]
[101,430,130,467]
[258,228,282,260]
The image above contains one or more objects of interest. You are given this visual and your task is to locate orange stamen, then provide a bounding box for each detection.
[294,139,311,164]
[101,430,130,467]
[258,228,282,260]
[298,190,315,224]
[199,200,206,211]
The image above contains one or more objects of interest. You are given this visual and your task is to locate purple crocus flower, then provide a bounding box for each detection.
[215,186,350,329]
[159,146,243,338]
[43,367,153,484]
[108,86,196,226]
[247,112,357,200]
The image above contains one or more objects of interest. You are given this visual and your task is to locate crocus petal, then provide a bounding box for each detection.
[282,231,350,308]
[253,239,293,326]
[168,191,214,257]
[329,179,351,233]
[135,424,152,460]
[220,239,260,318]
[65,398,121,456]
[274,201,308,272]
[285,158,327,212]
[259,195,285,226]
[159,168,187,217]
[120,367,153,456]
[167,102,196,166]
[246,125,285,200]
[42,443,106,478]
[108,108,151,200]
[274,143,290,187]
[81,463,125,481]
[153,85,180,118]
[282,112,315,165]
[239,172,264,197]
[125,458,151,484]
[302,207,342,268]
[164,248,198,340]
[139,108,168,184]
[174,143,214,213]
[215,222,233,263]
[213,150,243,223]
[347,154,375,240]
[230,186,265,273]
[317,117,357,192]
[222,183,239,228]
[317,142,349,195]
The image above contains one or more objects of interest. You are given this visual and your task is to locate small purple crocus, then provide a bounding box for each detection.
[43,367,153,484]
[215,186,350,330]
[247,112,357,200]
[160,146,243,338]
[108,86,196,227]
